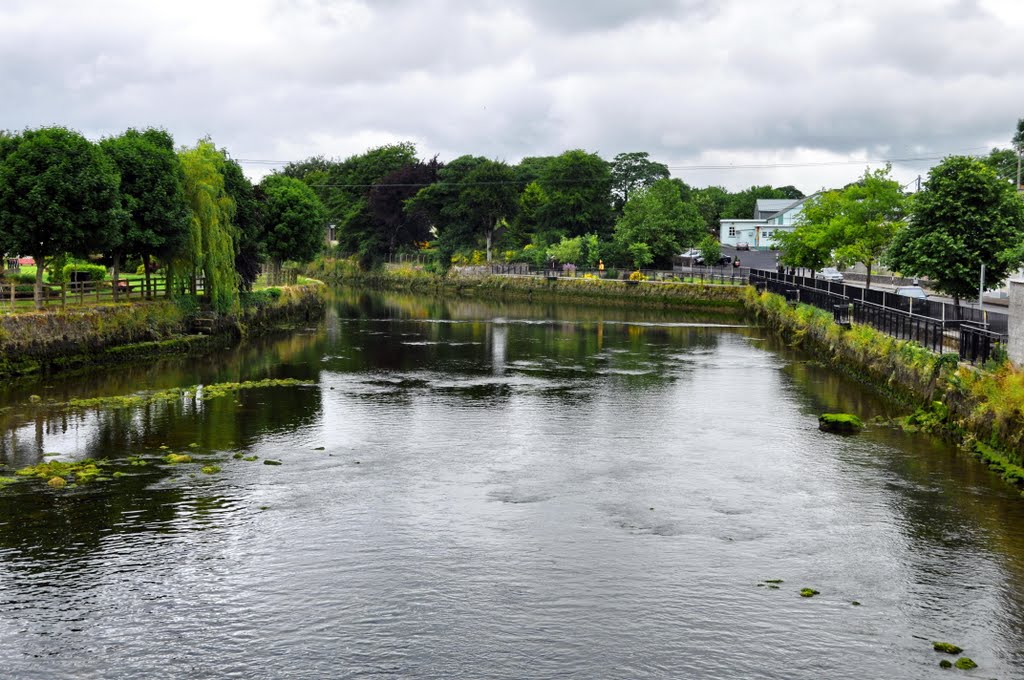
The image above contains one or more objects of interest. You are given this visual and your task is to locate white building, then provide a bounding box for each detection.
[719,196,814,249]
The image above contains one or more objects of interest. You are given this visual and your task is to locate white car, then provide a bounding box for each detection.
[814,267,844,283]
[895,286,927,299]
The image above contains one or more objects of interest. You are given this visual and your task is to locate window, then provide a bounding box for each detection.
[728,225,736,237]
[763,230,772,238]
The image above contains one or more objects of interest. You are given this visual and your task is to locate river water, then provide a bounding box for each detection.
[1,289,1023,679]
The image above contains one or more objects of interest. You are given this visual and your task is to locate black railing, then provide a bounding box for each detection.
[750,269,1008,334]
[850,300,948,353]
[959,324,1006,365]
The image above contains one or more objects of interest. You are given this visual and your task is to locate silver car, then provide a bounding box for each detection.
[815,267,844,283]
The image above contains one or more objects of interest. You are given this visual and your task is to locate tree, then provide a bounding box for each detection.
[99,128,189,299]
[691,186,729,234]
[222,158,266,291]
[610,151,670,212]
[983,148,1017,184]
[407,156,518,263]
[320,143,418,266]
[176,140,238,314]
[0,127,124,308]
[1013,117,1024,190]
[774,192,841,274]
[722,185,804,220]
[507,180,548,248]
[259,174,327,283]
[536,150,613,243]
[886,156,1024,307]
[832,166,907,289]
[613,178,705,267]
[787,166,906,288]
[367,157,441,256]
[697,234,721,267]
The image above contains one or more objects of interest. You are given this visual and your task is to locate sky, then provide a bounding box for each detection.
[2,0,1022,193]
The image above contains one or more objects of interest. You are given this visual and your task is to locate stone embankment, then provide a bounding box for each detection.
[0,284,325,379]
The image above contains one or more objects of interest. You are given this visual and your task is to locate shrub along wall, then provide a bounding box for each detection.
[0,284,325,378]
[744,287,1024,492]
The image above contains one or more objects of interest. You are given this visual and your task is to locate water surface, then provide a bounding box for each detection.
[1,289,1022,679]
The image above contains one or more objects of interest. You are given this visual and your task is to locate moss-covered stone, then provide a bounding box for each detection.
[47,476,67,488]
[799,588,820,598]
[163,453,193,464]
[939,659,952,669]
[263,459,282,466]
[818,413,864,434]
[200,465,221,474]
[953,657,977,670]
[933,642,962,655]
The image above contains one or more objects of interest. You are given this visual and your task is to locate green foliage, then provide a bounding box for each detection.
[0,126,125,307]
[536,150,614,242]
[886,156,1024,304]
[722,185,804,220]
[614,178,705,266]
[59,263,108,283]
[99,128,189,278]
[610,151,670,211]
[627,242,653,269]
[545,234,599,267]
[698,234,721,265]
[260,174,328,266]
[222,158,266,291]
[176,139,239,314]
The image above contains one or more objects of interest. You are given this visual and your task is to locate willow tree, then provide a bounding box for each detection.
[175,140,238,314]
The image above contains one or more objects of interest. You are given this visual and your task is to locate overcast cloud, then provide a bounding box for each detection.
[2,0,1022,192]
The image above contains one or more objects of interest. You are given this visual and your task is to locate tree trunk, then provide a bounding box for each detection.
[485,229,493,263]
[33,253,44,310]
[112,252,121,302]
[865,259,872,290]
[143,253,153,299]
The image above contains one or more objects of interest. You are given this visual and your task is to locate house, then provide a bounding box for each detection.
[719,195,815,249]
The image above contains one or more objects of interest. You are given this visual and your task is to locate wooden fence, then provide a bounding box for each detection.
[0,276,205,311]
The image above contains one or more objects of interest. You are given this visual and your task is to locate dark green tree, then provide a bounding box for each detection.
[610,151,670,212]
[222,158,266,291]
[536,150,613,243]
[368,157,441,256]
[0,127,124,308]
[691,186,729,234]
[259,174,328,283]
[319,143,418,266]
[99,127,189,299]
[886,156,1024,307]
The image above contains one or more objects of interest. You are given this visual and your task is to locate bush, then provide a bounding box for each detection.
[628,270,648,281]
[240,287,283,309]
[59,263,107,283]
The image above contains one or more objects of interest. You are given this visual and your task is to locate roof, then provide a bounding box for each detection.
[755,199,799,215]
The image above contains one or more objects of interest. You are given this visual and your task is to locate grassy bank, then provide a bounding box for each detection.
[743,287,1024,493]
[0,284,325,379]
[306,258,747,311]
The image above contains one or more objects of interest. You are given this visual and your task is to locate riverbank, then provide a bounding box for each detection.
[306,258,747,311]
[0,284,325,379]
[743,287,1024,493]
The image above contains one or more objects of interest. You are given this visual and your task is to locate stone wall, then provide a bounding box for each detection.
[1008,280,1024,365]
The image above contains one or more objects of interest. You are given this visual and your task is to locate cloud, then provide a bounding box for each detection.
[1,0,1021,190]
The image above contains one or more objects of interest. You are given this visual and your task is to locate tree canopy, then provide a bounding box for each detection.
[99,127,189,295]
[260,174,328,279]
[886,156,1024,305]
[613,178,705,266]
[0,126,124,307]
[610,151,670,211]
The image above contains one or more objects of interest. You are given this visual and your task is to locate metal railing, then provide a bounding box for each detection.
[959,324,1006,365]
[750,270,1006,362]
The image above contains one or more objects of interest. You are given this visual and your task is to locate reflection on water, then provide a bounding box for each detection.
[0,287,1023,679]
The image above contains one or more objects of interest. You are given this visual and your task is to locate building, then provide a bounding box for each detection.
[719,196,815,249]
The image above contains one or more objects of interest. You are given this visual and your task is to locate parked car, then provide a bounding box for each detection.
[894,286,927,300]
[693,254,732,266]
[814,267,844,283]
[736,242,750,251]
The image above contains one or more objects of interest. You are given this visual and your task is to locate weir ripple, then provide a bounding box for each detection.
[1,289,1024,679]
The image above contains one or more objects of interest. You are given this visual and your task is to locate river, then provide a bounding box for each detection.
[1,289,1023,679]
